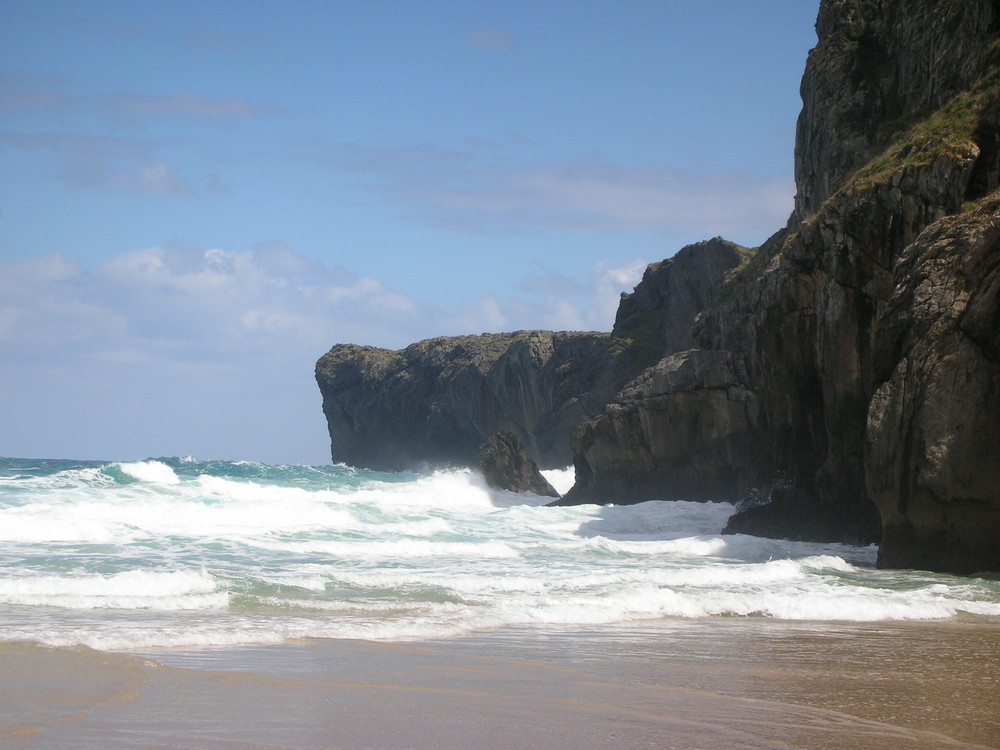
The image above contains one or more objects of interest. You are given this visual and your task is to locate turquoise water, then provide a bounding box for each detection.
[2,456,999,650]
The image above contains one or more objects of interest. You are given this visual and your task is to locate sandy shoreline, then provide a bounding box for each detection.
[3,619,998,749]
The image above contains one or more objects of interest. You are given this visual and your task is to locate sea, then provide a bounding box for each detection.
[3,455,999,651]
[4,456,1000,748]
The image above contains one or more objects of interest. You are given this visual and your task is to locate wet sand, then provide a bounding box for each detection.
[2,619,998,749]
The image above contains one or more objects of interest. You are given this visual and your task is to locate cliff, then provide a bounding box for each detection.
[794,0,1000,221]
[564,0,1000,572]
[727,0,1000,573]
[866,194,1000,572]
[315,331,636,471]
[561,348,758,505]
[317,0,1000,573]
[316,238,745,473]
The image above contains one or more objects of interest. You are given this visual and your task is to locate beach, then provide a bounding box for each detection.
[4,619,998,749]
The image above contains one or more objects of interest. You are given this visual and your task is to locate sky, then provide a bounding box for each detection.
[1,0,820,465]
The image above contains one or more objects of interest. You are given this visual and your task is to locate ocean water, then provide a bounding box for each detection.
[2,456,999,652]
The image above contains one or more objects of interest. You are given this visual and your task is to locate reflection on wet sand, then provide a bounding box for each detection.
[2,619,998,749]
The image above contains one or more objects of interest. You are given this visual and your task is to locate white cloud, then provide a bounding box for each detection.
[590,259,648,323]
[0,245,646,462]
[0,244,645,365]
[318,141,793,242]
[106,91,279,120]
[136,161,191,195]
[324,276,385,305]
[0,130,201,195]
[510,259,646,333]
[0,254,125,349]
[601,259,648,288]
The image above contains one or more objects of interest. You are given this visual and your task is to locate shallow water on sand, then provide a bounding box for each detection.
[3,619,997,749]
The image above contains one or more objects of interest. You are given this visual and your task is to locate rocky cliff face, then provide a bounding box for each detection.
[866,194,1000,572]
[315,331,637,471]
[316,239,745,474]
[318,0,1000,572]
[793,0,1000,221]
[562,238,763,506]
[724,0,1000,570]
[611,238,753,360]
[559,0,1000,570]
[562,348,758,505]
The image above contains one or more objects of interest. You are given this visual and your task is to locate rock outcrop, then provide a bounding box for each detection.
[561,349,757,505]
[611,238,754,362]
[318,0,1000,573]
[794,0,1000,222]
[721,0,1000,568]
[477,432,560,497]
[560,0,1000,568]
[865,195,1000,573]
[316,239,746,474]
[315,331,638,471]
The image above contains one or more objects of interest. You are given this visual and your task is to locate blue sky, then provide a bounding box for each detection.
[1,1,820,465]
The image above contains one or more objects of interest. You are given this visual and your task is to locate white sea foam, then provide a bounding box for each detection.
[0,466,113,491]
[117,460,181,485]
[352,469,498,509]
[261,575,329,593]
[0,505,124,543]
[254,538,520,559]
[2,458,999,650]
[541,466,576,495]
[0,569,225,610]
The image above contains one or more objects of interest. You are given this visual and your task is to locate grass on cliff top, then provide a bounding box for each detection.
[713,239,778,308]
[844,71,1000,196]
[722,243,768,289]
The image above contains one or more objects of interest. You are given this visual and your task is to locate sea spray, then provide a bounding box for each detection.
[1,457,999,650]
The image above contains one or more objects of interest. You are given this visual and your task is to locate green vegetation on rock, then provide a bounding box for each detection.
[845,73,1000,196]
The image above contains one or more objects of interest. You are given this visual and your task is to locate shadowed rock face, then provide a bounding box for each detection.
[865,196,1000,573]
[315,240,746,475]
[718,0,1000,566]
[793,0,1000,221]
[611,238,754,361]
[559,0,1000,567]
[318,0,1000,572]
[561,349,758,506]
[315,331,638,472]
[477,432,559,498]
